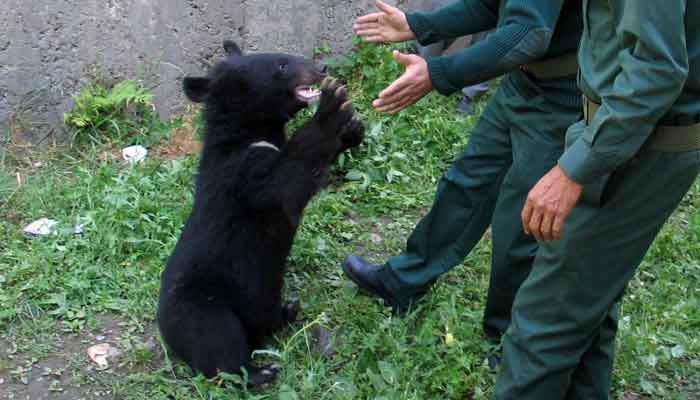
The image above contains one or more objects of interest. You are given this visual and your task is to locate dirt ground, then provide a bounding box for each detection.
[0,315,161,400]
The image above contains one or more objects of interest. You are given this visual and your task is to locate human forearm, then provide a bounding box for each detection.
[406,0,498,45]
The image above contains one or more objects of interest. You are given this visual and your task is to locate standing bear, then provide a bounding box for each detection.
[157,40,364,385]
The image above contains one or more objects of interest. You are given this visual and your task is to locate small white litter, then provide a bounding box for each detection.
[86,343,121,368]
[23,219,85,236]
[22,218,58,236]
[122,145,148,164]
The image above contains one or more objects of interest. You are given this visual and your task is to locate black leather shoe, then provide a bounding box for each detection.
[487,344,503,372]
[342,255,393,299]
[342,255,421,314]
[455,96,475,115]
[487,353,501,371]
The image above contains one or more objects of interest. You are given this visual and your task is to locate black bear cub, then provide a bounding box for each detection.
[157,40,364,385]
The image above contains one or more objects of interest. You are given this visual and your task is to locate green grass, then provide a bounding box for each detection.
[1,41,698,399]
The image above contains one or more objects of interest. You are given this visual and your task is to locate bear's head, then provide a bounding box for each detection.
[183,41,325,123]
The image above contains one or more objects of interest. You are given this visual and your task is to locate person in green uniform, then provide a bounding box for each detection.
[496,1,700,398]
[343,0,583,343]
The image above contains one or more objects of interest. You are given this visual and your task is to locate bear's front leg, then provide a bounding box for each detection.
[244,297,299,345]
[265,299,299,334]
[238,79,364,220]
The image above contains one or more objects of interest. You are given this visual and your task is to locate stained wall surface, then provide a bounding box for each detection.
[0,0,428,143]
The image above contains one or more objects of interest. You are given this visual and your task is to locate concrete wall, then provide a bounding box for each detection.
[0,0,426,144]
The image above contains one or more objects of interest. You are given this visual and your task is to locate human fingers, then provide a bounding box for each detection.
[528,208,544,242]
[363,35,388,43]
[355,12,384,25]
[521,200,534,235]
[540,211,554,242]
[391,50,416,66]
[354,28,381,37]
[380,95,418,114]
[375,0,398,14]
[377,74,411,100]
[375,90,414,112]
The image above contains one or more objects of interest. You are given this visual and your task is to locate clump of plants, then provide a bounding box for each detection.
[63,80,175,147]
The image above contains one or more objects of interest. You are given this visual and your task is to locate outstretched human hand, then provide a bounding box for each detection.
[372,51,433,114]
[353,0,415,43]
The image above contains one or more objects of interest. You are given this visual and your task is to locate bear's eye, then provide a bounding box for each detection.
[278,62,288,72]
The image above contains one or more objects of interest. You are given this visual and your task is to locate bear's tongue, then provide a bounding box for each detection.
[295,86,321,103]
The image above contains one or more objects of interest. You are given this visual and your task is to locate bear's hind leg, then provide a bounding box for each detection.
[186,305,280,386]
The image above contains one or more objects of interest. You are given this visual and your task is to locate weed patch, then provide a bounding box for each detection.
[63,80,179,148]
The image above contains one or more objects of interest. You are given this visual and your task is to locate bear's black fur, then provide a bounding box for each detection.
[157,41,364,385]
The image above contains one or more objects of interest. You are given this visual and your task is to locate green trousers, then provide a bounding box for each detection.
[378,71,581,340]
[493,121,700,399]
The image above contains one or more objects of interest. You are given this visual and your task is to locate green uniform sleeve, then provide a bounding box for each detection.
[559,1,690,184]
[406,0,499,46]
[413,0,567,94]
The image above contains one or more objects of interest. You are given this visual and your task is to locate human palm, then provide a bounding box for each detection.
[353,0,415,43]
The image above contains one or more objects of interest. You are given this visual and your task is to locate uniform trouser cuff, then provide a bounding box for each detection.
[376,263,434,302]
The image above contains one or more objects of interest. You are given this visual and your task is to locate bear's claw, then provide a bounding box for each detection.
[313,77,364,150]
[282,299,300,323]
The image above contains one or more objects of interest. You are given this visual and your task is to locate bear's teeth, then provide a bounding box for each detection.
[296,86,321,102]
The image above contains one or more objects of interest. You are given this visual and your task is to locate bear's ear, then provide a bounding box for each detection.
[183,77,211,103]
[223,40,243,56]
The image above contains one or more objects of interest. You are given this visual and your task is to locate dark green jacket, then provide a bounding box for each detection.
[406,0,582,95]
[559,0,700,184]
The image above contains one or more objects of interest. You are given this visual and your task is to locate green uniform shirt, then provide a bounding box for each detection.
[559,0,700,184]
[406,0,582,95]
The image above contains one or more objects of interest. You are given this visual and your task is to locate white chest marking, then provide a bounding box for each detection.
[250,141,280,152]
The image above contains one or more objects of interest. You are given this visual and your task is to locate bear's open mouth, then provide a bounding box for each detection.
[295,86,321,103]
